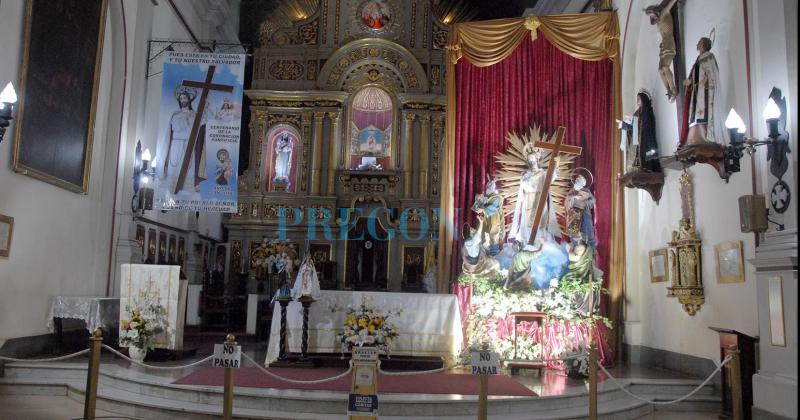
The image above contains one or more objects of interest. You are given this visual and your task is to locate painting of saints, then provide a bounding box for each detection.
[359,127,384,154]
[361,1,391,30]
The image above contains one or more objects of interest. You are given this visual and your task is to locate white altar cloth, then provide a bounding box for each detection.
[47,296,120,333]
[265,291,463,363]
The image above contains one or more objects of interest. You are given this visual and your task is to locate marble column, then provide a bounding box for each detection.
[327,111,341,195]
[418,113,431,199]
[402,111,416,199]
[310,112,325,195]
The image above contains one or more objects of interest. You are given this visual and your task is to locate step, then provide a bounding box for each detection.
[0,362,721,419]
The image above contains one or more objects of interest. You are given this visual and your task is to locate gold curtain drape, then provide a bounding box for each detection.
[439,11,625,358]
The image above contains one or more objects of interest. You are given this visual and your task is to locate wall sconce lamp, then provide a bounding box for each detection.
[0,82,18,144]
[132,140,156,213]
[723,94,788,175]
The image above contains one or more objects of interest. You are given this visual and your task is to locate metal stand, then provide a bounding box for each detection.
[295,296,319,367]
[276,296,292,362]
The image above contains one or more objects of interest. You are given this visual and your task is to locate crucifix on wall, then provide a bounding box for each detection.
[526,127,582,245]
[173,66,234,194]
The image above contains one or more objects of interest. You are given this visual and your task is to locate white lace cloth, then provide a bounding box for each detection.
[46,296,120,333]
[265,290,463,363]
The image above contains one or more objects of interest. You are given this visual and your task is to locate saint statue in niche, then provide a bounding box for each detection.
[680,33,725,146]
[273,131,293,184]
[508,147,560,246]
[360,0,391,30]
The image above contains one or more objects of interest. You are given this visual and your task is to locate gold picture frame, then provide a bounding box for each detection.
[0,214,14,258]
[12,0,108,193]
[309,242,333,264]
[768,276,786,347]
[715,241,745,284]
[649,249,668,282]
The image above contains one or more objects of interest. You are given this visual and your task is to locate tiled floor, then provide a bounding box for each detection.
[0,395,121,420]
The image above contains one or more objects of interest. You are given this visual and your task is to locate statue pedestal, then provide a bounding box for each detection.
[675,143,729,181]
[619,170,665,203]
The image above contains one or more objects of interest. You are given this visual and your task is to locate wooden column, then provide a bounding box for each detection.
[310,112,326,195]
[327,111,341,195]
[418,113,431,199]
[402,111,416,199]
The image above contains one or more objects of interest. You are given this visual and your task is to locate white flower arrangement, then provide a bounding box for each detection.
[339,296,401,353]
[119,302,166,351]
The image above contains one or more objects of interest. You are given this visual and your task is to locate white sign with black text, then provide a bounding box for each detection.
[212,343,241,369]
[470,351,499,375]
[352,346,379,363]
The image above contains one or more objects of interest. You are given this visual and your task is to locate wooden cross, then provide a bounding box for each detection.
[526,126,582,245]
[173,65,234,194]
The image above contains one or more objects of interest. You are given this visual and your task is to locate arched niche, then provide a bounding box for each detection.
[317,38,429,93]
[263,124,302,194]
[348,86,396,170]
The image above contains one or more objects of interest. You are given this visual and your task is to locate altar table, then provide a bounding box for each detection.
[265,291,463,363]
[47,296,120,334]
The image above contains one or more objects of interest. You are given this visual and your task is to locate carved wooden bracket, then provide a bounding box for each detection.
[674,143,729,181]
[618,170,666,203]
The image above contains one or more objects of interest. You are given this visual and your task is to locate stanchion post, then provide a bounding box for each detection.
[588,341,598,420]
[478,374,488,420]
[223,334,237,420]
[587,272,598,420]
[729,344,744,420]
[83,328,103,420]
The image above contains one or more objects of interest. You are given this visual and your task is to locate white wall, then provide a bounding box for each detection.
[620,0,760,362]
[0,0,123,344]
[0,0,240,345]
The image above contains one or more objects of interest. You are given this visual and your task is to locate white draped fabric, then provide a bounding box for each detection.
[265,291,463,363]
[47,296,120,333]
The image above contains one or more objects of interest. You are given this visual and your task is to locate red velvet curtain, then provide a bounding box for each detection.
[453,36,614,300]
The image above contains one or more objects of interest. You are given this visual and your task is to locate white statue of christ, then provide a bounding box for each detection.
[508,150,560,245]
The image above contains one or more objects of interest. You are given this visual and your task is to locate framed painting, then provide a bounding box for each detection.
[12,0,108,193]
[135,225,145,254]
[715,241,745,284]
[649,249,668,283]
[309,242,333,264]
[178,237,186,267]
[146,228,157,263]
[158,232,167,264]
[168,235,177,264]
[0,215,14,258]
[401,245,425,286]
[768,276,786,346]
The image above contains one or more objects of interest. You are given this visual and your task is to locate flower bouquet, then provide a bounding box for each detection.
[119,303,165,360]
[339,296,400,356]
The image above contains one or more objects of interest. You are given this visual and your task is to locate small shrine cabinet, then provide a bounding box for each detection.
[709,327,759,420]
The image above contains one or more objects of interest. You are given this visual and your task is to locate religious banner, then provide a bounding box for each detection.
[155,52,245,212]
[119,264,188,350]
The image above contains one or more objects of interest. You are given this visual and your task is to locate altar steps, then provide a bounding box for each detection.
[0,362,721,419]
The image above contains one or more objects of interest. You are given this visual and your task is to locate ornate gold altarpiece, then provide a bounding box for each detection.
[226,0,448,292]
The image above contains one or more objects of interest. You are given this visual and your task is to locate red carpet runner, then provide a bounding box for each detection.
[174,366,537,396]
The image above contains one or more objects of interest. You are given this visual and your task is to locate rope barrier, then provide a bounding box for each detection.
[596,355,732,405]
[241,352,354,384]
[0,349,91,363]
[377,361,466,375]
[101,345,214,371]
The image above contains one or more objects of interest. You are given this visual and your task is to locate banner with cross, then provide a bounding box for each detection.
[155,52,245,212]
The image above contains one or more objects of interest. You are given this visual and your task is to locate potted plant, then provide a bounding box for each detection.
[562,343,589,379]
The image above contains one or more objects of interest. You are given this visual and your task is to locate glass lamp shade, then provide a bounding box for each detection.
[725,108,747,133]
[0,82,17,104]
[763,98,781,120]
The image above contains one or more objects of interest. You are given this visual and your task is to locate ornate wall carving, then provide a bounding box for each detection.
[269,60,305,80]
